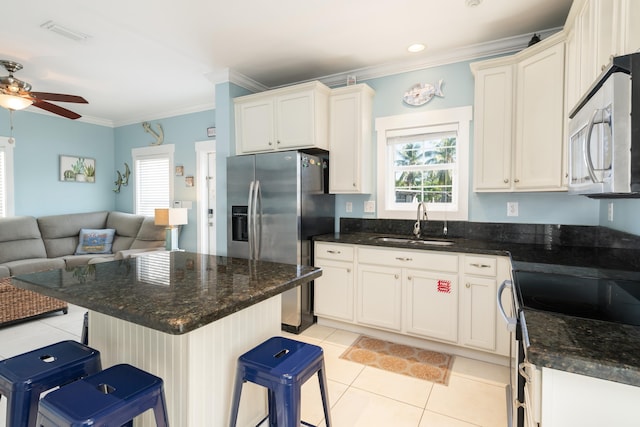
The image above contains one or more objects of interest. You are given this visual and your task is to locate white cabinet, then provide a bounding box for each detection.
[357,246,459,340]
[314,243,510,357]
[357,263,403,331]
[460,255,511,356]
[405,268,458,343]
[234,81,330,155]
[328,84,375,194]
[471,32,566,192]
[314,243,355,322]
[564,0,640,110]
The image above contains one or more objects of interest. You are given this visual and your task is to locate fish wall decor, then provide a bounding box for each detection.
[403,79,444,106]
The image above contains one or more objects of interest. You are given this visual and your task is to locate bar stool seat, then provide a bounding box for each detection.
[229,336,332,427]
[0,340,102,427]
[36,363,169,427]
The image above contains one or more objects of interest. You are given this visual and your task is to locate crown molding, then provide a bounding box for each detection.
[113,102,215,127]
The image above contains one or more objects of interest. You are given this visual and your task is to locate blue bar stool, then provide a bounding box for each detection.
[0,340,102,427]
[229,336,332,427]
[36,363,169,427]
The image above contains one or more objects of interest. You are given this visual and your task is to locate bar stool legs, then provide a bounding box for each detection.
[229,336,332,427]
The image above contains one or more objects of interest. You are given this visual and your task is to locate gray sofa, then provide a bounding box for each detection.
[0,211,166,278]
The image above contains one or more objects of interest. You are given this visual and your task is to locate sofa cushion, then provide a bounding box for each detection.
[38,211,109,258]
[130,217,166,249]
[3,258,66,276]
[75,229,116,254]
[0,265,9,278]
[106,211,146,253]
[64,254,114,268]
[0,216,47,264]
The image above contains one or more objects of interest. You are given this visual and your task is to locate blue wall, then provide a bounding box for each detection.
[114,109,215,251]
[332,60,636,234]
[0,109,115,216]
[3,54,639,243]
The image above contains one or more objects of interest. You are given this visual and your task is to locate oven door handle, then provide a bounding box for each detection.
[498,279,517,333]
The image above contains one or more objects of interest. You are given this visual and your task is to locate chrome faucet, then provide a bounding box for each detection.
[413,202,428,238]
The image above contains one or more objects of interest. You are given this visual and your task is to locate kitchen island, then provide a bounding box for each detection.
[11,251,322,427]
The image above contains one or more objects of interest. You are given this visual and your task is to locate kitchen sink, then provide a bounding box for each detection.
[372,236,455,246]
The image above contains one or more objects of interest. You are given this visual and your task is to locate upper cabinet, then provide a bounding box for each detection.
[565,0,640,111]
[471,33,566,192]
[328,84,375,194]
[234,81,330,155]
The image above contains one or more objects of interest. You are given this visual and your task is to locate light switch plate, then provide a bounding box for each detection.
[346,202,353,213]
[364,201,375,213]
[507,202,518,217]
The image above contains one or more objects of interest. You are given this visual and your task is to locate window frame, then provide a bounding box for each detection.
[375,106,472,221]
[132,144,175,216]
[0,137,15,217]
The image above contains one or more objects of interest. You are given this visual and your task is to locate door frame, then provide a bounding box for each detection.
[195,140,217,254]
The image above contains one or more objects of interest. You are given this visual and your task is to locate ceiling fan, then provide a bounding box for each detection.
[0,60,88,120]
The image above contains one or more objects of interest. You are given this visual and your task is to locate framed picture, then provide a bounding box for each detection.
[60,155,96,183]
[175,165,184,176]
[185,176,194,187]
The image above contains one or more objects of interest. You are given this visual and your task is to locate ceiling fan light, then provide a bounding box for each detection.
[0,94,33,110]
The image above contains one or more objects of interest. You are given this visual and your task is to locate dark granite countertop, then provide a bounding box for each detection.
[314,222,640,387]
[11,251,321,335]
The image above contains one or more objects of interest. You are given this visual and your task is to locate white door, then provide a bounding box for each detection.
[207,152,216,255]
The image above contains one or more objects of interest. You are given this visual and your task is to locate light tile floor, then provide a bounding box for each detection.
[0,306,508,427]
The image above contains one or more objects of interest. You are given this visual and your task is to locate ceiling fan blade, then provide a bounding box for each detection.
[32,100,82,120]
[30,92,88,104]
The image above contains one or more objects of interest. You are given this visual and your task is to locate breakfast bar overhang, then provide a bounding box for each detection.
[11,251,322,427]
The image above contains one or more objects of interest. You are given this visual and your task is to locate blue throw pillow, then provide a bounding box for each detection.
[75,229,116,255]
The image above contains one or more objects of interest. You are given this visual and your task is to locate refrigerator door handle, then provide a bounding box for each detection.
[247,180,255,259]
[254,180,262,260]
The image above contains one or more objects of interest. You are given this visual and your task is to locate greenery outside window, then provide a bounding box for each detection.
[376,107,472,221]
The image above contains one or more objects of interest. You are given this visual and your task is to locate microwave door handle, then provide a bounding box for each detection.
[248,180,255,260]
[498,280,517,333]
[584,109,601,183]
[254,180,262,260]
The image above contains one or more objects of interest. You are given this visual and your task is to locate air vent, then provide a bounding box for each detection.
[40,20,90,42]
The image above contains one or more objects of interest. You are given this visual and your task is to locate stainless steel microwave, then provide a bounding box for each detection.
[568,53,640,197]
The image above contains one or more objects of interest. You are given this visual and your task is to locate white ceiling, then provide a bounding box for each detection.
[0,0,572,127]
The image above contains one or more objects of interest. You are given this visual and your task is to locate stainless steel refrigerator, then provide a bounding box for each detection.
[227,150,335,333]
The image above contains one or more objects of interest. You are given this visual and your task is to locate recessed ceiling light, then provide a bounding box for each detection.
[40,20,90,42]
[408,43,426,53]
[466,0,483,6]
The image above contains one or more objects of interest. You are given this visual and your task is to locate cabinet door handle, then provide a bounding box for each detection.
[514,178,520,183]
[469,263,491,268]
[277,140,281,145]
[395,257,413,261]
[503,178,509,183]
[394,274,399,279]
[466,283,470,288]
[407,276,412,280]
[327,250,341,254]
[268,141,272,146]
[347,268,351,273]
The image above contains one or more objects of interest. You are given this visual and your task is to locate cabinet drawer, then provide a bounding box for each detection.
[315,243,354,262]
[464,255,497,277]
[358,246,458,272]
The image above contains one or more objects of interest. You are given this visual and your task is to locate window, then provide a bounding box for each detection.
[132,145,174,216]
[0,137,15,218]
[376,106,472,221]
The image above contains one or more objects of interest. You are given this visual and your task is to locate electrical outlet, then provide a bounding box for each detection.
[507,202,519,217]
[346,202,353,213]
[364,200,375,213]
[608,202,614,221]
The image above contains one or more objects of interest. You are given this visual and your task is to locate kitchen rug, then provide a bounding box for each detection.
[339,335,454,385]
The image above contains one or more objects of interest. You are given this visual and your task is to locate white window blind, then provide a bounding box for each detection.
[132,145,174,217]
[0,137,15,218]
[0,149,6,218]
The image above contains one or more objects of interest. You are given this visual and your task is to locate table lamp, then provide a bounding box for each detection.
[154,208,188,251]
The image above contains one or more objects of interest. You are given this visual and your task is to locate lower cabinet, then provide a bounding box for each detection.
[314,243,355,322]
[314,242,511,357]
[405,269,458,343]
[357,264,402,331]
